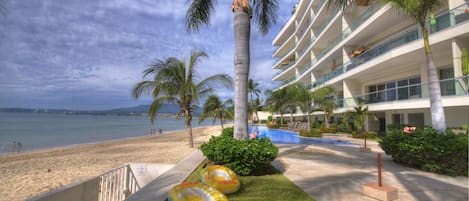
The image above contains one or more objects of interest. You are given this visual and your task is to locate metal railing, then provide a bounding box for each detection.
[336,76,469,108]
[98,164,140,201]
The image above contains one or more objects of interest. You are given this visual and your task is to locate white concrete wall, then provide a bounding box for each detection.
[28,177,99,201]
[445,106,469,127]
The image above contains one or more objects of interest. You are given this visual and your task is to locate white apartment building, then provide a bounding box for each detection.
[271,0,469,132]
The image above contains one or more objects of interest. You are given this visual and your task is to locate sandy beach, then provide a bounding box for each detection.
[0,125,223,201]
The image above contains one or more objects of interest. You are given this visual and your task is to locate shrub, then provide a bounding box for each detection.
[260,120,268,124]
[352,131,377,138]
[200,136,279,176]
[319,127,337,133]
[268,116,272,122]
[336,122,352,133]
[299,129,322,137]
[380,127,468,176]
[221,127,234,138]
[253,120,259,123]
[267,121,280,129]
[311,121,321,129]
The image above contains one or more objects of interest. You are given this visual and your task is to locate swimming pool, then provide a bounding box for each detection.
[248,125,355,146]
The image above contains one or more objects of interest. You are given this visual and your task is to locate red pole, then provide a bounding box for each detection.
[378,153,382,187]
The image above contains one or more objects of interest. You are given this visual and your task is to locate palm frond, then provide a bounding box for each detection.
[132,81,157,98]
[251,0,278,35]
[186,0,216,32]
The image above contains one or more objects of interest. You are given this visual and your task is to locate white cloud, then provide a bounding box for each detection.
[99,0,188,19]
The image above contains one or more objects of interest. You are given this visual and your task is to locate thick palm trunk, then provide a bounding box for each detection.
[324,113,329,128]
[422,29,446,132]
[187,123,194,148]
[220,112,224,129]
[185,110,194,147]
[289,106,294,123]
[233,9,250,139]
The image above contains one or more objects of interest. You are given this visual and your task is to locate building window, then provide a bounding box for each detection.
[366,75,421,103]
[439,68,455,96]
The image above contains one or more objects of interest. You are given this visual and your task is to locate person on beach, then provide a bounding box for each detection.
[17,141,22,153]
[158,128,163,134]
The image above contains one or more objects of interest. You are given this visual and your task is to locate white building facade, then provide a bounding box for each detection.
[272,0,469,132]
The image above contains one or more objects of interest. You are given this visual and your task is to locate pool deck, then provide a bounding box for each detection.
[273,136,469,201]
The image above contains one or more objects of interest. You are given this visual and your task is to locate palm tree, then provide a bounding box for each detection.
[186,0,278,139]
[248,78,261,121]
[327,0,446,131]
[265,88,287,125]
[199,95,234,129]
[344,102,377,149]
[132,51,233,148]
[284,84,299,123]
[311,86,336,129]
[290,83,313,130]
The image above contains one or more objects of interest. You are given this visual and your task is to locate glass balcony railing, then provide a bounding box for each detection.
[274,6,340,80]
[343,3,383,38]
[290,3,382,82]
[310,3,469,89]
[273,60,296,78]
[273,0,326,65]
[313,0,327,14]
[336,76,469,108]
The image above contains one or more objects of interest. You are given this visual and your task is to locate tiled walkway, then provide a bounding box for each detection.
[273,139,469,201]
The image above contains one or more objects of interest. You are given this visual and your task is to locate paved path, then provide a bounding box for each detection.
[273,139,469,201]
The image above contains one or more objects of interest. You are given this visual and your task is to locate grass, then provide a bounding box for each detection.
[227,174,315,201]
[185,163,315,201]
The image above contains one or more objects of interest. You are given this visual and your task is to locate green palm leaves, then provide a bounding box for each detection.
[132,51,233,147]
[199,95,233,129]
[185,0,278,35]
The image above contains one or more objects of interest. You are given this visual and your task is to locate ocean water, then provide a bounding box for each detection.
[0,112,219,153]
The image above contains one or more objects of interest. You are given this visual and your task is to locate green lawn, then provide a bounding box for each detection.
[227,174,315,201]
[185,163,315,201]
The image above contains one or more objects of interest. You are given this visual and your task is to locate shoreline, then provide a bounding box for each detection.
[0,125,224,201]
[0,124,219,156]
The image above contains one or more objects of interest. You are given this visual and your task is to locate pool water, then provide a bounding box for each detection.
[248,125,355,146]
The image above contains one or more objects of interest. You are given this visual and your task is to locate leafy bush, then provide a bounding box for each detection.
[260,120,268,124]
[337,122,352,133]
[268,116,272,122]
[311,121,321,129]
[253,120,259,123]
[200,136,279,176]
[267,121,280,129]
[352,131,377,138]
[299,129,322,137]
[380,127,468,176]
[221,127,234,138]
[319,127,337,133]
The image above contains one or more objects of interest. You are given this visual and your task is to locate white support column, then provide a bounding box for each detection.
[343,79,359,107]
[452,39,463,78]
[448,0,465,9]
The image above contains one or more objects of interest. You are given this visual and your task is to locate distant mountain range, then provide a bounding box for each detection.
[0,104,202,116]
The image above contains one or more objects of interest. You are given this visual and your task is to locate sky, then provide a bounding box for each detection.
[0,0,297,110]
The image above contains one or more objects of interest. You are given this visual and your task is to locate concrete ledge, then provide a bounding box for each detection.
[125,150,205,201]
[363,182,398,201]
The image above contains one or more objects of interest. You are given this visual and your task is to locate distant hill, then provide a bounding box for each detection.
[0,104,201,116]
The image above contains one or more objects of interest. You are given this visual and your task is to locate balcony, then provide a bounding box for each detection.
[337,76,469,108]
[311,3,469,89]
